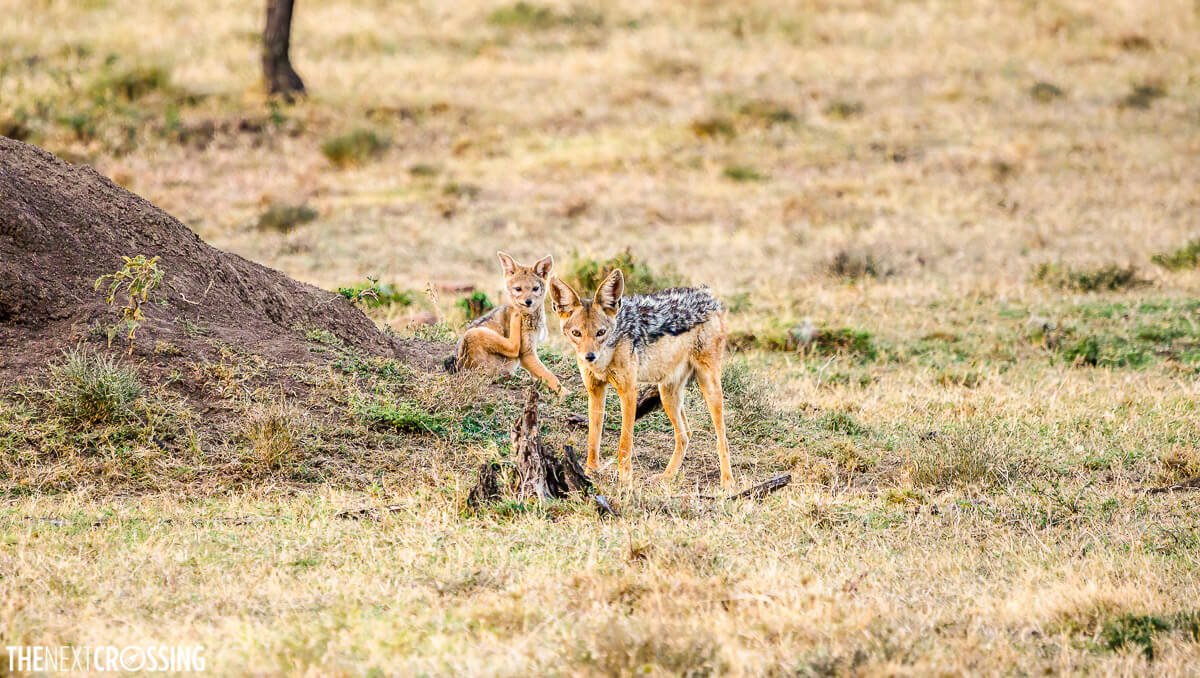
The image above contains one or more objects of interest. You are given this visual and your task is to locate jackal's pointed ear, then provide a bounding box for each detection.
[594,269,624,316]
[496,251,518,277]
[532,254,553,279]
[549,276,580,318]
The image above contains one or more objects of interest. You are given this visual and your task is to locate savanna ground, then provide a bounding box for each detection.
[3,0,1200,674]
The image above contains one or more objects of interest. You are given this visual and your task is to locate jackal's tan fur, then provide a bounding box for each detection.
[550,270,734,489]
[448,252,560,393]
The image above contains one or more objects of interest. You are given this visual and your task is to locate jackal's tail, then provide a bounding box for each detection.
[443,354,459,373]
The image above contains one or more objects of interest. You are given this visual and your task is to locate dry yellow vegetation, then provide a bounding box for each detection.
[3,0,1200,674]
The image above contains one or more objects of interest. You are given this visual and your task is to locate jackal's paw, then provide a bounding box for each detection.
[720,474,735,491]
[650,472,678,486]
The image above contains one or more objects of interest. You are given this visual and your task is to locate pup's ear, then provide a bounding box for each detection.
[532,254,553,279]
[594,269,625,316]
[496,251,518,277]
[549,276,580,318]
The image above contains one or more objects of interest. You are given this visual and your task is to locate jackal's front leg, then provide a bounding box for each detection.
[614,376,638,489]
[582,369,607,472]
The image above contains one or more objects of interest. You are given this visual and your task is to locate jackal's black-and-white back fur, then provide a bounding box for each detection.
[606,287,723,353]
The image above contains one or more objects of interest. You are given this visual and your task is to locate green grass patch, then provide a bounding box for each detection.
[321,129,388,167]
[1152,239,1200,271]
[1033,263,1145,292]
[354,398,450,434]
[722,165,766,182]
[487,2,604,30]
[257,203,317,233]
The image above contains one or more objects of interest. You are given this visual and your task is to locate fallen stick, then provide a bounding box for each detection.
[686,474,792,501]
[336,505,403,520]
[1146,476,1200,494]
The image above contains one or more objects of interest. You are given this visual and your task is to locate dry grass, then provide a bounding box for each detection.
[3,0,1200,674]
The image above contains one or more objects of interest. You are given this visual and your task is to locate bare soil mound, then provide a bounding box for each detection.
[0,137,415,386]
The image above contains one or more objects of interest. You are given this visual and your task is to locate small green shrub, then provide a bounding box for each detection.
[1033,263,1144,292]
[824,100,864,119]
[95,254,164,353]
[321,129,388,167]
[1029,81,1065,102]
[456,291,495,321]
[566,249,685,296]
[1101,614,1171,660]
[257,203,317,232]
[45,349,142,424]
[1151,240,1200,271]
[1120,81,1166,110]
[736,99,796,125]
[689,117,736,140]
[827,249,891,280]
[722,165,766,182]
[90,64,171,102]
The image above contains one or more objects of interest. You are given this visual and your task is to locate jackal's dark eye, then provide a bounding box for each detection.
[571,329,582,338]
[595,329,606,338]
[532,285,540,292]
[513,287,522,292]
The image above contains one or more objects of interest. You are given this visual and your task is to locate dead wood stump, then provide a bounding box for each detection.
[467,462,503,508]
[514,388,594,501]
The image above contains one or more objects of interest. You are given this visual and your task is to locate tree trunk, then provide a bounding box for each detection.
[263,0,305,98]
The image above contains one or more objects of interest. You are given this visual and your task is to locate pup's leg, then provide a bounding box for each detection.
[519,351,561,392]
[693,358,734,489]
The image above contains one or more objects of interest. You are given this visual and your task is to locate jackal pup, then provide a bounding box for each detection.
[446,252,561,392]
[550,269,733,489]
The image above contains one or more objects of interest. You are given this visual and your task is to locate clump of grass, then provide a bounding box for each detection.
[736,99,796,126]
[905,428,1013,488]
[1101,614,1172,660]
[257,203,317,232]
[241,401,304,470]
[722,165,766,182]
[827,248,891,280]
[1030,81,1065,102]
[45,349,142,424]
[90,63,172,102]
[321,129,388,167]
[824,99,864,119]
[689,116,736,140]
[1151,239,1200,271]
[1120,81,1167,110]
[487,2,604,30]
[730,323,877,360]
[1033,263,1145,292]
[1059,334,1151,368]
[337,279,414,308]
[443,182,482,200]
[566,249,685,296]
[354,397,450,434]
[457,291,495,321]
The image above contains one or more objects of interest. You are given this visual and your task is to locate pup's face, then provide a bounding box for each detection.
[550,270,624,369]
[497,252,553,314]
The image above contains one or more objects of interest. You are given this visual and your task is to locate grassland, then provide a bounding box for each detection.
[3,0,1200,674]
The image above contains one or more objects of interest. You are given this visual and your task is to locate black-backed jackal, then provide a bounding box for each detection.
[550,269,733,489]
[446,252,561,393]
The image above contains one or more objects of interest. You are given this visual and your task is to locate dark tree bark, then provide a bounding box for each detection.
[513,389,595,502]
[263,0,305,99]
